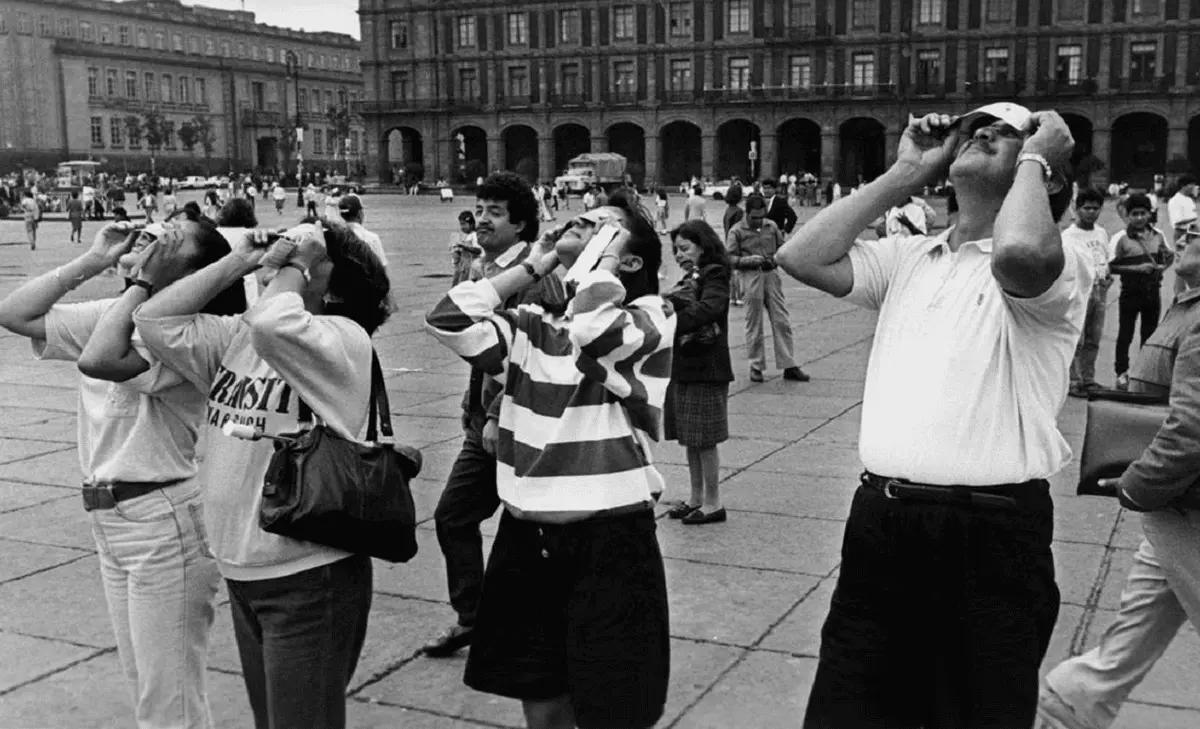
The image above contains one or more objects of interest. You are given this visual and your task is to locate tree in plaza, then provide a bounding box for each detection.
[276,123,297,181]
[325,104,353,174]
[190,115,217,176]
[178,122,198,154]
[123,115,144,153]
[141,109,167,176]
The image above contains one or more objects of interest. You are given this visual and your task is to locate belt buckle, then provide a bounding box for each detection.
[882,479,904,499]
[82,484,116,511]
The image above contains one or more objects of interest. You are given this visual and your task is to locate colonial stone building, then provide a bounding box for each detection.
[357,0,1200,188]
[0,0,365,176]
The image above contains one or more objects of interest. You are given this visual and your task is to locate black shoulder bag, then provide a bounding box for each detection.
[260,351,422,562]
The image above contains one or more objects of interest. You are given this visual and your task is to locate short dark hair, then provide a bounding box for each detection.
[606,189,662,299]
[182,212,248,316]
[216,198,257,228]
[457,210,476,228]
[1074,187,1105,208]
[671,220,729,269]
[693,185,704,196]
[725,184,744,206]
[1124,193,1153,213]
[761,178,778,188]
[477,172,538,242]
[1179,174,1198,188]
[301,216,393,334]
[745,193,767,212]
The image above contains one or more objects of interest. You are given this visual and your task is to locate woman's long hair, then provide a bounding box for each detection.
[300,216,393,334]
[175,207,247,316]
[670,220,729,269]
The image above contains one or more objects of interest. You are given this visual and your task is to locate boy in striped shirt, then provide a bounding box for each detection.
[426,192,674,729]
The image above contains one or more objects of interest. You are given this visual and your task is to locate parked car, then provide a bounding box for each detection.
[177,176,208,190]
[705,180,734,201]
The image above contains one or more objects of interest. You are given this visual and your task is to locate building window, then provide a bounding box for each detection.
[161,74,173,103]
[221,40,230,57]
[172,33,183,52]
[118,24,130,45]
[312,129,323,155]
[311,88,322,112]
[203,38,214,55]
[350,130,359,155]
[110,118,124,147]
[326,133,336,155]
[852,52,876,88]
[668,2,693,36]
[58,18,73,37]
[90,117,104,147]
[507,66,530,97]
[163,121,175,149]
[789,55,812,88]
[136,28,148,47]
[561,63,581,95]
[324,89,333,109]
[37,15,51,36]
[299,87,309,110]
[983,47,1009,83]
[456,16,476,48]
[307,52,314,67]
[1130,41,1157,81]
[917,0,942,24]
[319,55,327,69]
[1055,44,1083,84]
[727,56,751,90]
[87,67,99,96]
[1058,0,1085,20]
[560,9,580,43]
[337,89,346,107]
[614,60,636,94]
[614,6,636,39]
[238,42,247,58]
[459,67,478,99]
[727,0,751,33]
[106,69,118,96]
[252,45,261,60]
[1131,0,1160,14]
[125,71,138,97]
[390,21,408,49]
[155,32,165,50]
[249,81,263,110]
[391,72,409,101]
[266,47,275,63]
[144,72,155,100]
[669,58,692,90]
[986,0,1013,22]
[80,21,94,41]
[852,0,877,28]
[178,76,190,104]
[788,0,815,28]
[507,13,528,45]
[15,13,31,35]
[185,36,197,54]
[100,24,112,43]
[916,49,941,92]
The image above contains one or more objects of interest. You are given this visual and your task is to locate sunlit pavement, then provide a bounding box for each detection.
[0,193,1196,728]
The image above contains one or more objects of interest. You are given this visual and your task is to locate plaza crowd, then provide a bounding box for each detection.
[3,100,1200,729]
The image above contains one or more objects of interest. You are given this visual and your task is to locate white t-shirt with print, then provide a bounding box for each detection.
[1061,224,1111,282]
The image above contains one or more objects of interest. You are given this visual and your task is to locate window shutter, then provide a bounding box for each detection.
[944,40,958,93]
[1036,38,1049,85]
[1165,32,1178,84]
[1013,41,1027,89]
[1087,37,1101,77]
[713,0,723,40]
[638,5,648,44]
[1089,0,1104,22]
[1037,0,1052,26]
[947,0,958,29]
[529,12,539,48]
[531,62,541,102]
[599,7,610,46]
[638,56,648,99]
[1188,33,1200,81]
[495,60,505,99]
[478,15,488,50]
[655,4,666,43]
[1015,0,1029,26]
[833,48,845,86]
[545,61,556,96]
[712,52,723,87]
[966,41,978,83]
[694,51,705,92]
[880,46,891,85]
[582,9,592,46]
[834,0,847,34]
[545,11,555,49]
[772,0,785,37]
[1194,0,1200,18]
[655,55,664,97]
[694,0,706,41]
[752,53,764,85]
[880,0,892,33]
[445,61,455,98]
[444,17,454,54]
[494,15,505,50]
[753,0,765,38]
[599,61,610,101]
[1166,0,1179,20]
[1112,0,1127,23]
[771,49,784,85]
[479,63,489,102]
[1109,36,1122,87]
[899,1,912,32]
[583,58,593,99]
[967,0,980,28]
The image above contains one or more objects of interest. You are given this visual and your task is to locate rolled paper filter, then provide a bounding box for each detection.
[222,422,261,440]
[260,238,298,270]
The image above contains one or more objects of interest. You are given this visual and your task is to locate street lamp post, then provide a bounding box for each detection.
[285,51,304,207]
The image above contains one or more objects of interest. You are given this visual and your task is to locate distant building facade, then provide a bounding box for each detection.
[0,0,366,177]
[358,0,1200,188]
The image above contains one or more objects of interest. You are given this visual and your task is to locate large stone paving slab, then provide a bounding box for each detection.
[0,632,99,693]
[0,447,85,487]
[0,558,112,648]
[0,536,90,584]
[656,511,844,576]
[674,651,818,729]
[0,437,75,466]
[719,471,855,521]
[0,480,75,513]
[759,574,837,657]
[0,415,78,444]
[0,492,96,550]
[746,441,864,479]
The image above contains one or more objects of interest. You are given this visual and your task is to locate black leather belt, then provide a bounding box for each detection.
[81,480,183,512]
[860,471,1026,512]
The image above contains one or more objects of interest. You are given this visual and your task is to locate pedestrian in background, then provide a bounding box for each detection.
[449,210,481,286]
[272,182,287,215]
[1111,193,1173,390]
[685,185,707,222]
[1065,187,1114,397]
[21,189,39,250]
[723,184,746,307]
[655,188,670,234]
[665,220,733,525]
[67,190,85,244]
[1168,174,1198,294]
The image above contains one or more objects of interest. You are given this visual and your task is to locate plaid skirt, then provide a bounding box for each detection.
[664,381,729,448]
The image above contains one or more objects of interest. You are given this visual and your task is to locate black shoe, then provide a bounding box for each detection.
[783,367,810,382]
[749,369,765,383]
[667,503,700,519]
[682,507,727,525]
[422,625,474,657]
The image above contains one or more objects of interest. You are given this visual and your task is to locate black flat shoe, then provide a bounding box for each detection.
[682,507,727,525]
[667,503,700,519]
[422,625,474,657]
[783,367,811,382]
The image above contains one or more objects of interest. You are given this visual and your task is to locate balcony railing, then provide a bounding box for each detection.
[607,90,638,106]
[661,89,700,104]
[911,83,945,98]
[497,94,533,109]
[761,85,824,100]
[703,87,763,103]
[352,98,441,113]
[447,96,485,112]
[784,23,833,40]
[241,108,284,127]
[1118,76,1169,93]
[830,83,898,99]
[547,92,587,108]
[89,95,212,113]
[968,79,1019,98]
[1037,78,1098,96]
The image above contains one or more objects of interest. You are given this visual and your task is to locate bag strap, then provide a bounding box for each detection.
[294,350,393,443]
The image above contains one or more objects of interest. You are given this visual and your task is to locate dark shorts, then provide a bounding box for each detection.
[464,509,670,729]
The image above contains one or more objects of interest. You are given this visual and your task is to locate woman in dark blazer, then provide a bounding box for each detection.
[664,220,735,525]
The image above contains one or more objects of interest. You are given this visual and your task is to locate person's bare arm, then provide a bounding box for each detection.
[776,113,961,296]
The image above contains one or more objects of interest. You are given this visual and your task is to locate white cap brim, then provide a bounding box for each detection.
[956,102,1033,135]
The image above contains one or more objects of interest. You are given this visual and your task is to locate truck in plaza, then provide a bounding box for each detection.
[554,152,627,193]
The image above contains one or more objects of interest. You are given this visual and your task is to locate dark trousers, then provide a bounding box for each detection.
[227,554,373,729]
[803,481,1059,729]
[1115,291,1161,376]
[435,431,501,627]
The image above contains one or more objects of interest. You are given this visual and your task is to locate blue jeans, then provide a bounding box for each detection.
[227,554,372,729]
[91,481,221,729]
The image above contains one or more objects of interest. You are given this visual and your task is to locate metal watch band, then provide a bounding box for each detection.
[1017,152,1053,182]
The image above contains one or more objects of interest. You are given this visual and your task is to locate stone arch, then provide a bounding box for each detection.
[450,125,488,185]
[715,118,761,181]
[1111,112,1168,189]
[606,122,646,185]
[838,117,886,186]
[552,123,592,178]
[381,126,424,185]
[502,124,540,183]
[660,120,702,186]
[656,115,706,135]
[1059,113,1094,174]
[776,118,822,180]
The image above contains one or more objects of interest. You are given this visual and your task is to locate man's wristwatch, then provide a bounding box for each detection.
[1017,152,1054,182]
[280,261,311,282]
[127,278,154,295]
[520,260,543,282]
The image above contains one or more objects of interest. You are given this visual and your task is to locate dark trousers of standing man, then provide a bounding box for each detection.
[803,474,1059,729]
[1115,289,1162,376]
[434,417,501,628]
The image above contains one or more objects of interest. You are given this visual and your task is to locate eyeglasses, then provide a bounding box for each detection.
[970,123,1024,142]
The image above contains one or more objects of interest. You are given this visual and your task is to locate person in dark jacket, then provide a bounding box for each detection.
[664,220,734,525]
[723,184,746,307]
[761,178,798,235]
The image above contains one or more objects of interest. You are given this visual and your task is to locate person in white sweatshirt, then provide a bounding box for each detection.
[133,217,393,729]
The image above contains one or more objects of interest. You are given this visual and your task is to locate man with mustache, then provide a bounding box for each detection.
[777,103,1089,727]
[423,172,564,657]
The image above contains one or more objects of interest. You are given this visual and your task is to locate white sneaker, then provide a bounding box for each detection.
[1037,680,1094,729]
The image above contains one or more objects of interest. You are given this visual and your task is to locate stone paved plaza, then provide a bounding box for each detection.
[0,194,1197,728]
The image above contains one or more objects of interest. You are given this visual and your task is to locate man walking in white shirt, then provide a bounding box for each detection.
[778,103,1087,728]
[1065,187,1114,396]
[337,194,388,268]
[1168,175,1198,294]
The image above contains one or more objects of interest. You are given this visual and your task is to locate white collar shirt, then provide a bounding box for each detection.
[845,230,1093,485]
[1167,192,1197,229]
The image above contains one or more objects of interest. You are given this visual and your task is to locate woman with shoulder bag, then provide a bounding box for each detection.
[133,216,393,729]
[665,220,734,525]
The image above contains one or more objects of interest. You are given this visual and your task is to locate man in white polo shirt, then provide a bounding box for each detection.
[777,103,1090,728]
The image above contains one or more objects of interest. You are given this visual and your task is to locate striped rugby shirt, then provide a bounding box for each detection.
[426,270,675,515]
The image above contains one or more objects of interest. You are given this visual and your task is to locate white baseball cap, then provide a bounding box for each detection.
[954,102,1034,135]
